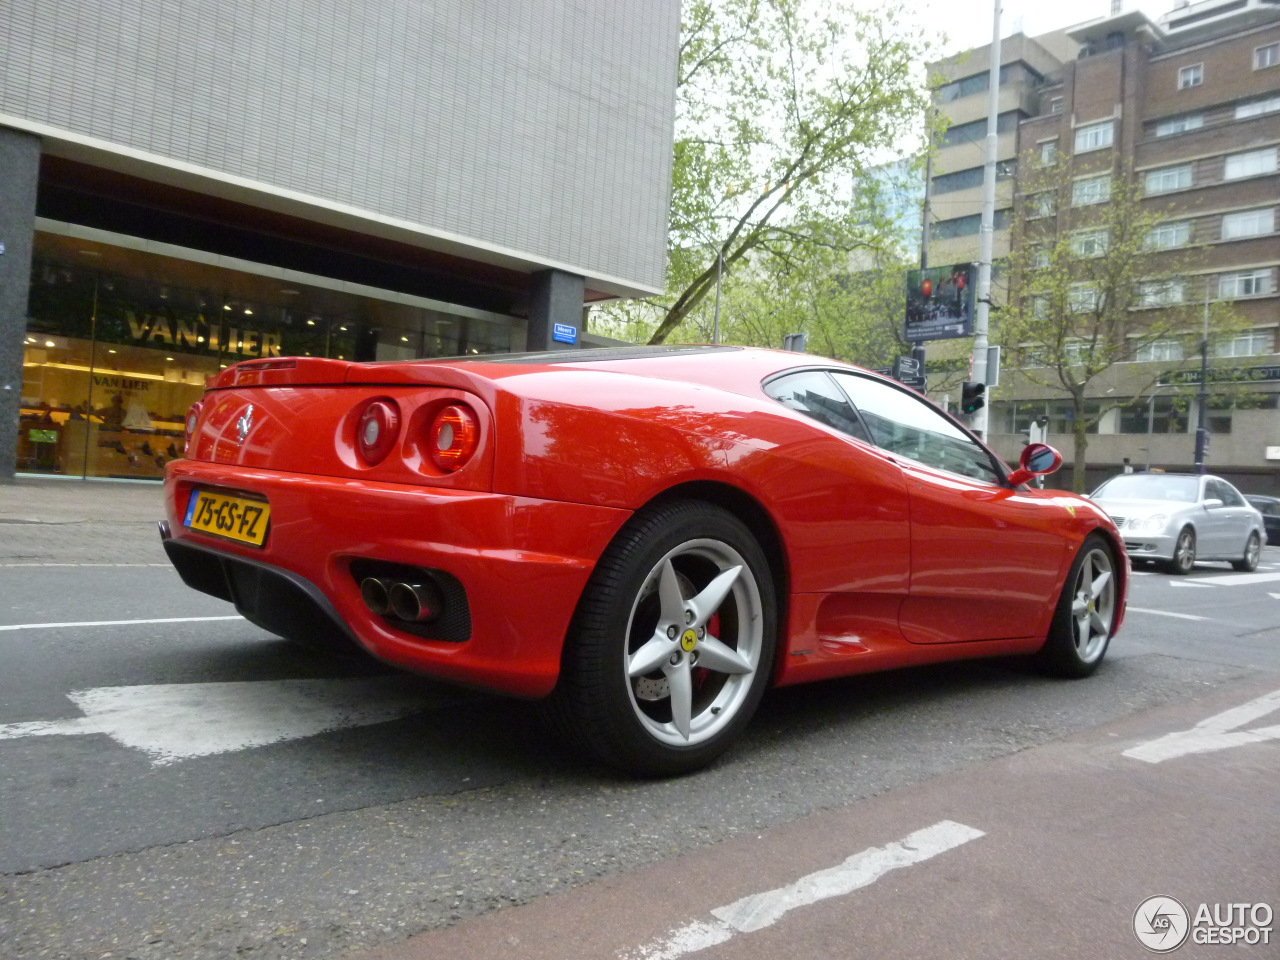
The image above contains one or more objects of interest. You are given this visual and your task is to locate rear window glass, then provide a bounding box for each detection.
[764,371,869,442]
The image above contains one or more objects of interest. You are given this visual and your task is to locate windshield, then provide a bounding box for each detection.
[1092,475,1200,503]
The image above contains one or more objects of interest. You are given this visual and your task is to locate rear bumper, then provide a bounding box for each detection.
[164,460,631,697]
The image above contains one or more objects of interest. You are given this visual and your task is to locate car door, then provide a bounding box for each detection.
[830,372,1068,643]
[1214,478,1255,556]
[1201,478,1237,557]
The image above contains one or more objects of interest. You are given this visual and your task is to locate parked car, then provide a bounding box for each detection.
[1245,495,1280,545]
[162,345,1126,774]
[1090,472,1265,575]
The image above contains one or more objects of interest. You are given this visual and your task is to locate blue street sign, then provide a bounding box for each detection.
[552,323,577,345]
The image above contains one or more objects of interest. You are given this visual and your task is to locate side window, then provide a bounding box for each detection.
[830,372,1001,484]
[1205,478,1229,503]
[764,371,870,443]
[1217,480,1245,507]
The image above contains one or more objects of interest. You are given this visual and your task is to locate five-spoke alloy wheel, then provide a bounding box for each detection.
[1038,535,1118,677]
[546,500,777,776]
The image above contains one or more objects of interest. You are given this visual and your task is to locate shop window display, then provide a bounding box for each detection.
[18,234,517,479]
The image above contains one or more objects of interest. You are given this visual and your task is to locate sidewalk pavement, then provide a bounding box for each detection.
[0,477,167,564]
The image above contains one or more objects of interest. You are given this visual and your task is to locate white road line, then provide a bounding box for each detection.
[1130,570,1154,576]
[1127,607,1207,621]
[0,616,243,632]
[1169,581,1216,588]
[1187,571,1280,587]
[0,678,460,764]
[0,563,172,567]
[1124,688,1280,763]
[623,821,985,960]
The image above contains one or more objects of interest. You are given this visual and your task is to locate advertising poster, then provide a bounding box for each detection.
[905,264,975,342]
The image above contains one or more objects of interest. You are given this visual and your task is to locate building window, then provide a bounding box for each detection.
[1030,295,1051,319]
[1224,147,1278,180]
[1134,339,1185,362]
[1070,229,1109,258]
[1155,114,1203,136]
[931,161,1016,195]
[1218,269,1272,298]
[1145,164,1193,194]
[929,209,1013,241]
[1146,221,1192,249]
[1031,247,1051,270]
[1212,331,1274,357]
[1256,42,1280,70]
[1072,175,1112,206]
[1050,97,1064,114]
[1074,120,1114,153]
[1178,63,1203,89]
[1119,397,1189,434]
[1068,283,1101,313]
[1135,279,1186,308]
[1236,95,1280,119]
[1038,141,1058,166]
[940,111,1025,147]
[1222,208,1276,239]
[1028,192,1057,219]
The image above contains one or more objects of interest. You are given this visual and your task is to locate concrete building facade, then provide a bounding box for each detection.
[0,0,679,480]
[926,0,1280,493]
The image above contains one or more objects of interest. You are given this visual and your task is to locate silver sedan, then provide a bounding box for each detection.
[1090,472,1266,575]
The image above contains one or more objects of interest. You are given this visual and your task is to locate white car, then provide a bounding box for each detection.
[1090,473,1265,575]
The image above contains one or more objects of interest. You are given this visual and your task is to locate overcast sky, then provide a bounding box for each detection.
[920,0,1179,57]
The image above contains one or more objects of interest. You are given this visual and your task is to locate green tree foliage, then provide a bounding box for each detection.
[1000,160,1241,491]
[593,0,931,351]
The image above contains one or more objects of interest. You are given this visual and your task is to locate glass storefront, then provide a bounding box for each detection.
[18,230,520,480]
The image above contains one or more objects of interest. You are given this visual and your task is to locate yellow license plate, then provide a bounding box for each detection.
[184,489,271,546]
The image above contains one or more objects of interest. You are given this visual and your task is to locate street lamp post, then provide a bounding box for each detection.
[1193,284,1211,473]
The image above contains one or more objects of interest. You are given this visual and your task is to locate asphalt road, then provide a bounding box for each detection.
[1,544,1278,960]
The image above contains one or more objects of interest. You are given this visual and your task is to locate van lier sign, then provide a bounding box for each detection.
[126,312,283,358]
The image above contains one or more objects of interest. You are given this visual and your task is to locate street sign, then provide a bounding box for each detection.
[892,355,927,392]
[783,332,807,352]
[552,323,577,344]
[904,263,976,342]
[985,345,1001,387]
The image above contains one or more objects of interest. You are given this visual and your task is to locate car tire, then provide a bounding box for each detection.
[544,499,778,777]
[1162,527,1196,575]
[1232,532,1261,572]
[1035,533,1119,679]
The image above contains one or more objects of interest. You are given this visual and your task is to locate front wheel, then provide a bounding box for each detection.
[1232,532,1261,572]
[1163,528,1196,575]
[545,500,777,776]
[1036,534,1118,678]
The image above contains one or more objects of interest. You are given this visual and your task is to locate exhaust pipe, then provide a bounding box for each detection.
[360,577,391,616]
[388,580,443,622]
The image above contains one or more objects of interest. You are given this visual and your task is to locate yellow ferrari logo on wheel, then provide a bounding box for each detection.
[680,629,698,652]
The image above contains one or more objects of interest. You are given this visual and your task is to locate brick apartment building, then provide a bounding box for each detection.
[926,0,1280,492]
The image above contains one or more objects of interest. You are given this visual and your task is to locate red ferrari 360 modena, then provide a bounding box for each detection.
[163,345,1126,775]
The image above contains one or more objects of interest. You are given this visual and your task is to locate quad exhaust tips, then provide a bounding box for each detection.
[361,577,443,622]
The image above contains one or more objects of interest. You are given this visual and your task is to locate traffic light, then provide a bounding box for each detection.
[960,380,986,415]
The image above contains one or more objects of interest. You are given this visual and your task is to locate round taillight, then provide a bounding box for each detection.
[184,401,203,442]
[429,404,479,472]
[357,400,400,465]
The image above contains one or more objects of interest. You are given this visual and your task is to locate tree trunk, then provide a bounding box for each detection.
[1072,415,1090,494]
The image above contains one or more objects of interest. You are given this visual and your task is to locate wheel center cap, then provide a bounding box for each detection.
[680,629,699,652]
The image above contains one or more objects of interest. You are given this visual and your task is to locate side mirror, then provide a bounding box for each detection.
[1007,443,1063,487]
[1204,498,1224,509]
